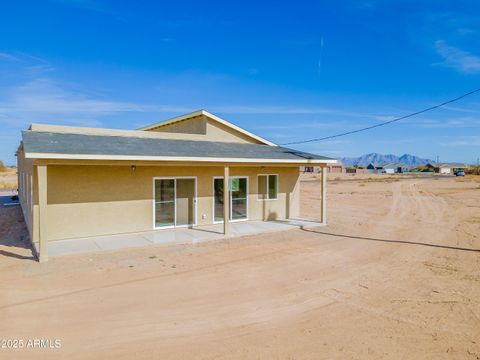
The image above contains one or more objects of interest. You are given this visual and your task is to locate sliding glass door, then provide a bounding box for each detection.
[213,178,225,222]
[154,178,196,228]
[175,178,195,226]
[154,179,175,228]
[230,177,247,220]
[213,176,248,222]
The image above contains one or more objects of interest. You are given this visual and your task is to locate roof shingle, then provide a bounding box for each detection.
[22,131,334,163]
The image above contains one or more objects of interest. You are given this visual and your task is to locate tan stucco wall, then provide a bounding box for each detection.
[44,165,300,241]
[147,115,264,144]
[150,115,207,135]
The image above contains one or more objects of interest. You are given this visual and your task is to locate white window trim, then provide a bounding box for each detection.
[257,174,279,201]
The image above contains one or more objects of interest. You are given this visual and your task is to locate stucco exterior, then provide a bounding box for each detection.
[41,164,300,243]
[146,114,266,144]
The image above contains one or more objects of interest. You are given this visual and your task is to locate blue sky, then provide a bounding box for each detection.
[1,0,480,165]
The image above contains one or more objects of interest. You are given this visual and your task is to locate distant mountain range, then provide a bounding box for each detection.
[340,153,434,167]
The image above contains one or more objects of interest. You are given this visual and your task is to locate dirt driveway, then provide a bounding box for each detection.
[0,177,479,359]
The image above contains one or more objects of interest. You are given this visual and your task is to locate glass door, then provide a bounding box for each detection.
[213,178,225,222]
[213,177,248,222]
[175,178,195,226]
[230,177,247,221]
[154,178,196,228]
[154,179,175,228]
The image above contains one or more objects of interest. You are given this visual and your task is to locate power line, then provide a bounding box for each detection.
[280,87,480,146]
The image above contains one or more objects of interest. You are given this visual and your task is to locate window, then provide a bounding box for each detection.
[29,175,33,208]
[20,172,24,200]
[26,175,29,206]
[258,174,278,200]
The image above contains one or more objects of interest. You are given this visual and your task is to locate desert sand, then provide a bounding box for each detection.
[0,175,479,359]
[0,167,17,190]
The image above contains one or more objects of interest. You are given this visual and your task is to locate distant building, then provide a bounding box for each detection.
[301,162,344,174]
[301,166,315,173]
[383,164,395,174]
[345,166,370,174]
[327,161,344,173]
[426,163,469,174]
[382,163,411,174]
[366,163,385,173]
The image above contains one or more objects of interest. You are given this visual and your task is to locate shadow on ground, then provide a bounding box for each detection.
[301,227,480,253]
[0,195,36,261]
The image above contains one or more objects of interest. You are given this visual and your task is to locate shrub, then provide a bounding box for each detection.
[466,166,480,175]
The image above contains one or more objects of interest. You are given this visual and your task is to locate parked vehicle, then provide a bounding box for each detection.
[455,170,465,177]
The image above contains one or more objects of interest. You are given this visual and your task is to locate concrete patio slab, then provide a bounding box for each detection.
[49,237,100,257]
[94,233,153,251]
[48,219,325,257]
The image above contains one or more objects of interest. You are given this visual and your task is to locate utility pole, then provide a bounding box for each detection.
[436,155,439,164]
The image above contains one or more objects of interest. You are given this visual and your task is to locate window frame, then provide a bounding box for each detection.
[257,174,278,201]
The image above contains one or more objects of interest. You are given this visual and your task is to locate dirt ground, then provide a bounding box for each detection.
[0,167,17,190]
[0,176,479,359]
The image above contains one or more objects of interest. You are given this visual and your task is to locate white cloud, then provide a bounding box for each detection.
[0,77,349,131]
[441,136,480,147]
[404,116,480,129]
[0,52,20,62]
[373,115,397,121]
[457,28,474,36]
[212,105,332,114]
[0,78,199,125]
[434,40,480,73]
[443,105,480,113]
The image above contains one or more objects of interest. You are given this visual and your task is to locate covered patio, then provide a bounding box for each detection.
[47,218,324,257]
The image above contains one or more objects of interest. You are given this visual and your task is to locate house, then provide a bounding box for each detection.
[300,166,315,173]
[345,166,369,174]
[366,163,385,173]
[16,110,336,262]
[382,164,396,174]
[425,163,469,174]
[327,161,344,173]
[300,162,343,174]
[382,163,410,174]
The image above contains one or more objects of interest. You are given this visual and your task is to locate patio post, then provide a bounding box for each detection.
[321,165,327,224]
[223,165,229,235]
[37,164,48,262]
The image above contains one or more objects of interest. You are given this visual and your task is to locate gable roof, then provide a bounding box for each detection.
[383,163,411,169]
[427,162,469,168]
[22,131,336,164]
[137,109,277,146]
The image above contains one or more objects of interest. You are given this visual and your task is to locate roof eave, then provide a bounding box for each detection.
[24,152,337,164]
